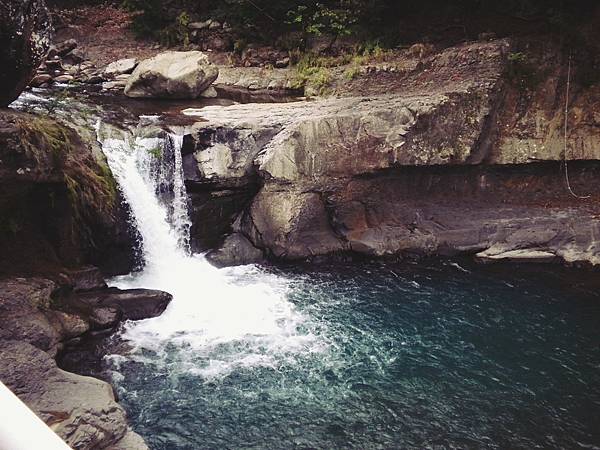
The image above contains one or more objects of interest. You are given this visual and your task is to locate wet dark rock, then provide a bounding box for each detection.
[87,306,122,330]
[85,74,105,84]
[44,58,63,71]
[53,38,77,57]
[29,73,53,87]
[0,0,53,106]
[64,266,107,292]
[0,111,138,277]
[207,233,264,267]
[76,288,172,321]
[188,188,259,252]
[62,48,85,65]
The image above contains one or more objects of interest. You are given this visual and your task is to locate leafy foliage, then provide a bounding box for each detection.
[506,51,540,90]
[287,2,357,47]
[119,0,598,48]
[121,0,171,38]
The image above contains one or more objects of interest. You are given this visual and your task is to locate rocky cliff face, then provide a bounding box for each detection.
[180,38,600,267]
[0,111,138,276]
[0,0,53,107]
[0,276,172,449]
[0,109,173,449]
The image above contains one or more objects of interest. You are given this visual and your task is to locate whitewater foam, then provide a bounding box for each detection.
[99,126,323,379]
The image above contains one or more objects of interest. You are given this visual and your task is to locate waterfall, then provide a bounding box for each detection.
[98,124,322,378]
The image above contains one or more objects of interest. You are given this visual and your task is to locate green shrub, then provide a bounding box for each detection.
[158,10,191,47]
[506,51,538,89]
[344,64,361,80]
[119,0,599,52]
[122,0,171,39]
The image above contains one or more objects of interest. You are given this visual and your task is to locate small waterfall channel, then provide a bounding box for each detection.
[98,122,323,378]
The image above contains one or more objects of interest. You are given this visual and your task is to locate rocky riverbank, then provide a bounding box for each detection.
[0,106,173,448]
[2,1,600,448]
[176,38,600,268]
[0,274,172,449]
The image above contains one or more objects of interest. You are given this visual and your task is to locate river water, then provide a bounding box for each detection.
[60,128,600,449]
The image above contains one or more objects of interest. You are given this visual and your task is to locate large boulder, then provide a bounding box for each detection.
[104,58,138,79]
[0,0,52,107]
[0,340,148,450]
[206,233,264,267]
[124,51,218,99]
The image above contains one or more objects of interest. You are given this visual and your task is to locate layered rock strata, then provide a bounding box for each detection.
[179,39,600,267]
[0,275,172,449]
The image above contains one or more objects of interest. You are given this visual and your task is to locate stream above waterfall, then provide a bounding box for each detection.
[54,128,600,450]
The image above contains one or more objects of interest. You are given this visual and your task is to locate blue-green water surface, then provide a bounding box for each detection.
[63,260,600,449]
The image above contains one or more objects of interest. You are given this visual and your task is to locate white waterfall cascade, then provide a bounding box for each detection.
[99,125,322,378]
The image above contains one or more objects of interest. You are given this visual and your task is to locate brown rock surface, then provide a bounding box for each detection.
[0,276,171,449]
[181,39,600,267]
[0,0,52,106]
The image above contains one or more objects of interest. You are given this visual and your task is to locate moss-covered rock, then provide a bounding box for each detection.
[0,111,137,276]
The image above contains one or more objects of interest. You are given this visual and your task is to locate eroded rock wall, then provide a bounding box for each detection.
[0,276,171,449]
[0,111,138,276]
[184,38,600,267]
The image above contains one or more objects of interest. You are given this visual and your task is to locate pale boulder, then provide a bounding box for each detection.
[104,58,138,78]
[124,51,218,99]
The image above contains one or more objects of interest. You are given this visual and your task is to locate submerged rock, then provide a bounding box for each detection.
[207,233,264,267]
[475,248,559,264]
[0,0,53,106]
[124,51,218,99]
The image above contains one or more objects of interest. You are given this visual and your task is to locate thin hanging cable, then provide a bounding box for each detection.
[563,52,590,199]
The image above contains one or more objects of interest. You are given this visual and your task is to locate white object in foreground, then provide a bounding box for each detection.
[0,381,71,450]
